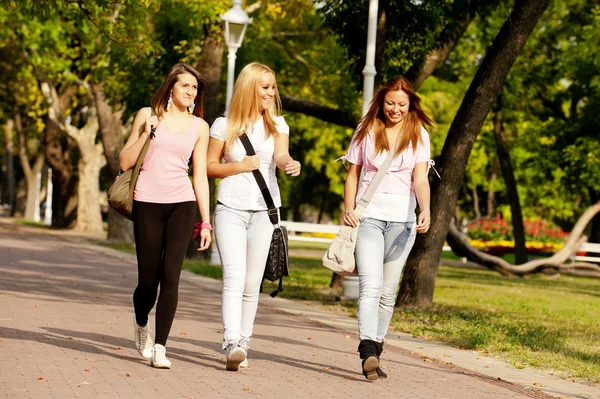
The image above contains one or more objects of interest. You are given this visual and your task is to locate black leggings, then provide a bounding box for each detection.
[132,200,196,346]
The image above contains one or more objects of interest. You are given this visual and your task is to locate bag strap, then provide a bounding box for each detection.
[238,133,279,226]
[354,146,398,217]
[128,109,156,195]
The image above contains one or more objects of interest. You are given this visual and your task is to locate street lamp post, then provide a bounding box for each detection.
[221,0,252,115]
[343,0,380,300]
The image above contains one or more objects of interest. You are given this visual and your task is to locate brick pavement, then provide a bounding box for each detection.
[0,221,559,399]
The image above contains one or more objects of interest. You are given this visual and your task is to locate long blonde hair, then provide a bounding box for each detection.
[353,76,433,156]
[225,62,282,151]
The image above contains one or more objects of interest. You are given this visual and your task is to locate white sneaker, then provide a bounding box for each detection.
[225,344,246,371]
[239,356,249,369]
[151,344,171,369]
[133,315,153,359]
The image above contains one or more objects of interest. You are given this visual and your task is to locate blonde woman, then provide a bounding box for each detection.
[207,62,301,371]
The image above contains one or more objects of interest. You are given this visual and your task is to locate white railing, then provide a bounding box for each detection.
[573,242,600,263]
[280,221,452,251]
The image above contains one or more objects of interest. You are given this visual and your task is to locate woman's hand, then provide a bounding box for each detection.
[342,209,360,227]
[239,155,260,172]
[197,229,211,251]
[416,211,430,233]
[144,115,159,134]
[285,160,301,176]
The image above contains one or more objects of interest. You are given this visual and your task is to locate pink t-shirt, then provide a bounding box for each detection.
[134,117,200,204]
[345,127,431,222]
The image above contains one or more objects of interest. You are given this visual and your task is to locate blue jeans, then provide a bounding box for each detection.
[355,217,417,342]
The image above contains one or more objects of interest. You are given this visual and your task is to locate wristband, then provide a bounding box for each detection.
[192,222,213,239]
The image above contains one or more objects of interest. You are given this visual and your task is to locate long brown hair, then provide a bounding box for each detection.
[353,76,433,156]
[225,62,282,152]
[150,63,206,119]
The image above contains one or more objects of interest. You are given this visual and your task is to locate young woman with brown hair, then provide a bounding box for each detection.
[119,63,212,369]
[343,76,434,380]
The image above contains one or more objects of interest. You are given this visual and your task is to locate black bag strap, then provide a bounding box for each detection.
[239,133,279,226]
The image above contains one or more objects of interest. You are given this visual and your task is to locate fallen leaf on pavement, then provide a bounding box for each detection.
[533,382,544,387]
[84,369,90,372]
[125,374,130,377]
[242,387,250,391]
[345,335,350,339]
[80,381,90,385]
[37,377,44,381]
[180,332,187,335]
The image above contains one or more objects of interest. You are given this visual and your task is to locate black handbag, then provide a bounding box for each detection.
[239,133,289,298]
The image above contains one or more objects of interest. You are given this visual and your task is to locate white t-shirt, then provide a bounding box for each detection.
[210,116,289,211]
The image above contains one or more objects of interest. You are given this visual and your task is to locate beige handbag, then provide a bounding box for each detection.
[107,114,155,220]
[322,148,397,275]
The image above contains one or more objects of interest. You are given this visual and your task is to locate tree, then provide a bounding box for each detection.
[397,0,551,307]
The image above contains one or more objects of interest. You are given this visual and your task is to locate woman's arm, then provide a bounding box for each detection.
[413,162,431,233]
[118,107,156,171]
[273,133,301,176]
[206,138,260,178]
[192,121,212,251]
[342,163,362,227]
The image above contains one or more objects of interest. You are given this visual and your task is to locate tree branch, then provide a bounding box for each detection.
[280,95,358,128]
[446,201,600,276]
[405,15,475,90]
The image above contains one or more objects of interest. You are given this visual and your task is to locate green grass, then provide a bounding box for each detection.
[99,239,600,382]
[393,265,600,382]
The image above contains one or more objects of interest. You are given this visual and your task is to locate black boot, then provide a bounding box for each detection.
[358,340,379,381]
[374,341,387,379]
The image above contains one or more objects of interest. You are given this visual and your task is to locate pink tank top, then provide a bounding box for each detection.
[133,117,200,203]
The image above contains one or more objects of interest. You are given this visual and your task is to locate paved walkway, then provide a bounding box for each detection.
[0,221,596,399]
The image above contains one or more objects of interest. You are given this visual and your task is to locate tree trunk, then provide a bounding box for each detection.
[330,273,343,289]
[472,186,481,219]
[73,134,106,234]
[374,1,387,88]
[589,188,600,244]
[493,110,527,264]
[186,25,225,260]
[91,82,133,241]
[486,159,498,217]
[14,113,45,221]
[397,0,551,308]
[45,120,77,228]
[2,120,16,211]
[195,28,225,125]
[23,155,44,221]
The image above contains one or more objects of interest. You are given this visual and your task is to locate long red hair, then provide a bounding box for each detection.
[352,76,433,156]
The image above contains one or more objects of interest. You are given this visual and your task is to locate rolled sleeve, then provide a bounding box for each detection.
[276,116,290,135]
[345,133,363,165]
[415,128,431,164]
[209,117,227,141]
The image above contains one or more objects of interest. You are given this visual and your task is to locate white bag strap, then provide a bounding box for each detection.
[354,148,398,218]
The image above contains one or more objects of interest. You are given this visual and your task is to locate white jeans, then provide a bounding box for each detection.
[355,217,417,342]
[214,203,274,349]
